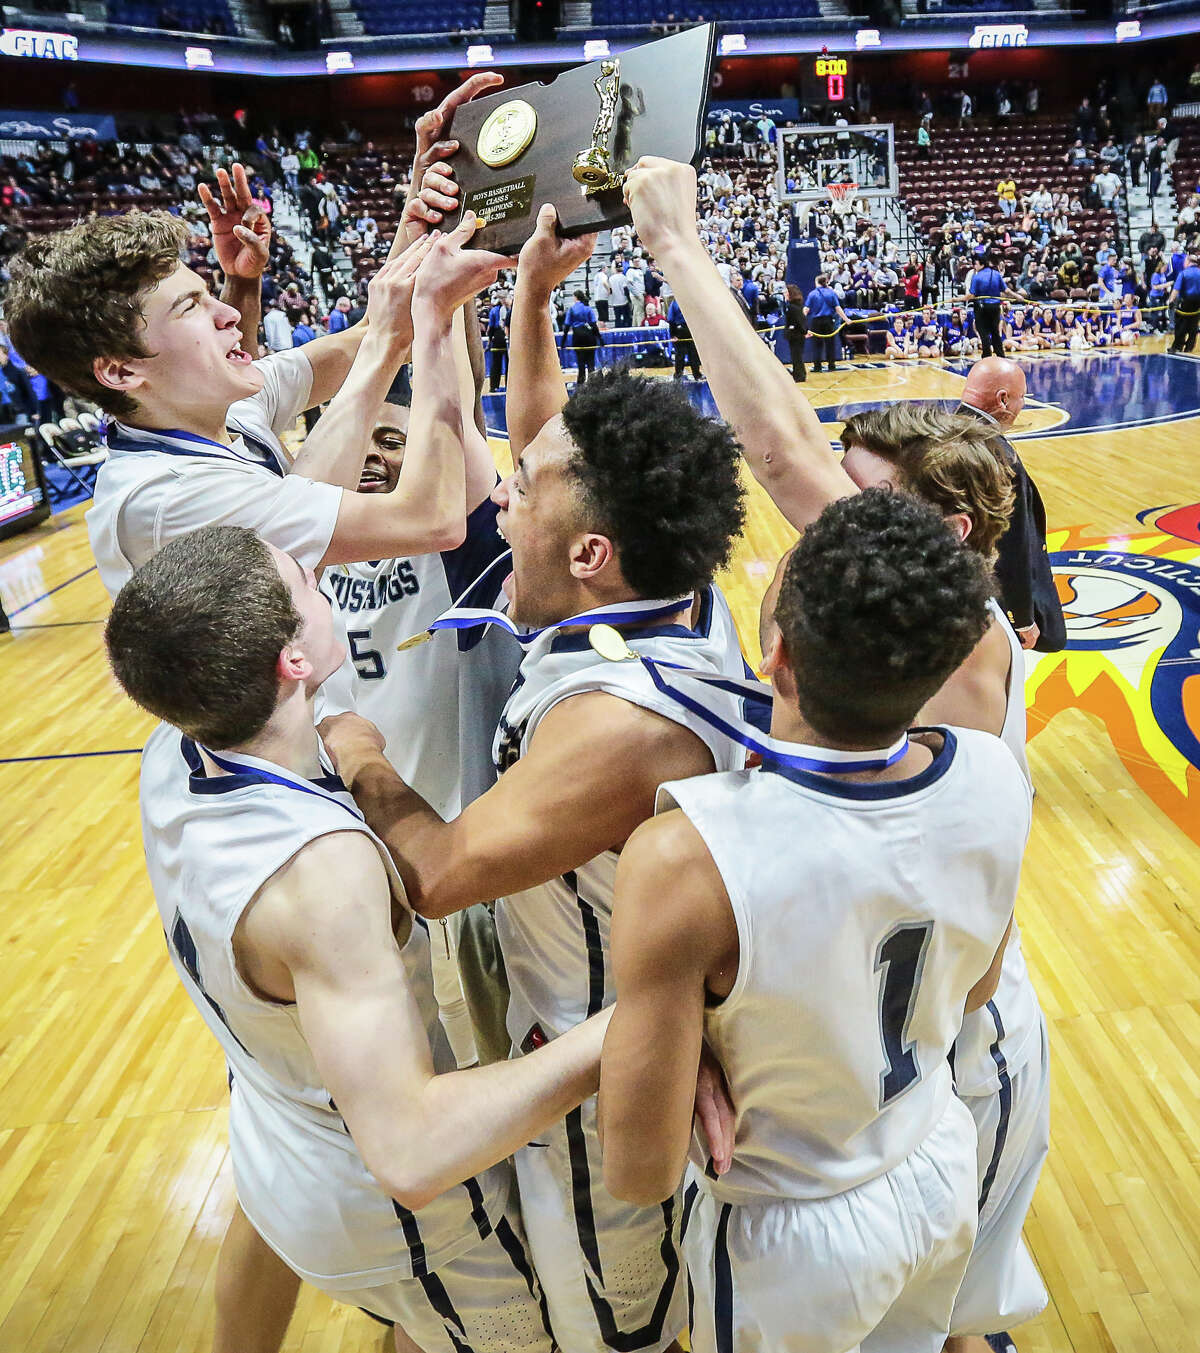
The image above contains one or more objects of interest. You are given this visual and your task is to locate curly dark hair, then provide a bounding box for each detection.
[7,210,188,418]
[560,367,746,598]
[775,487,992,742]
[106,525,301,749]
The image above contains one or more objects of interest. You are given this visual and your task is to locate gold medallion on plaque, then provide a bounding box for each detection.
[477,99,538,169]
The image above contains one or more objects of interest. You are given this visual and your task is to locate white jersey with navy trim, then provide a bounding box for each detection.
[659,725,1032,1206]
[138,722,511,1291]
[87,348,339,596]
[951,599,1042,1096]
[319,494,518,819]
[492,583,748,1049]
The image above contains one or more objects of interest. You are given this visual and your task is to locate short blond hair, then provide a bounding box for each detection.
[841,404,1015,560]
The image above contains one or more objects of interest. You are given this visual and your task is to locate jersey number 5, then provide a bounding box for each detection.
[347,629,385,681]
[874,921,934,1108]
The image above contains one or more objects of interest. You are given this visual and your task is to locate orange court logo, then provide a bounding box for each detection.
[1027,507,1200,845]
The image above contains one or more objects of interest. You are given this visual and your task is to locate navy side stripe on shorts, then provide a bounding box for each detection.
[978,998,1013,1213]
[713,1202,735,1353]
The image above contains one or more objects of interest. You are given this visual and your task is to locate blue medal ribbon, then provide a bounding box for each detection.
[197,743,365,821]
[407,547,694,649]
[611,646,910,775]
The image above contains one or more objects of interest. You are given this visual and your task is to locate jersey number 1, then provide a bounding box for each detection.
[874,922,934,1108]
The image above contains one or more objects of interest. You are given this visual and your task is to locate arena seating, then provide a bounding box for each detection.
[589,0,819,23]
[350,0,485,36]
[895,115,1117,284]
[108,0,235,33]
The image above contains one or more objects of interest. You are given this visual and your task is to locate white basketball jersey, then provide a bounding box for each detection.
[318,498,518,819]
[660,726,1032,1206]
[952,599,1042,1094]
[493,584,749,1050]
[138,722,510,1290]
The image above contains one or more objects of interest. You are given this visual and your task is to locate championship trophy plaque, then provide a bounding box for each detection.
[445,23,716,255]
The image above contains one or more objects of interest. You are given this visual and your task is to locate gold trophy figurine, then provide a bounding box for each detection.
[573,58,624,194]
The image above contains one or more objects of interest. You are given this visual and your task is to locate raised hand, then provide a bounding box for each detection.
[518,205,597,297]
[622,156,701,258]
[199,163,271,279]
[365,232,438,354]
[412,213,514,319]
[402,72,505,244]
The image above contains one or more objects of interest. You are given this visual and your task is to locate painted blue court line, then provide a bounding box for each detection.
[0,748,140,765]
[8,564,98,618]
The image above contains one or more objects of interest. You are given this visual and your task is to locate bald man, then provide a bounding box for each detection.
[956,357,1066,653]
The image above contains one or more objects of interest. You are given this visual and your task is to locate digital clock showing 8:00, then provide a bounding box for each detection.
[806,55,850,103]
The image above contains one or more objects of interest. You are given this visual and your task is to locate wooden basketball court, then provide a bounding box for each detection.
[2,339,1199,1352]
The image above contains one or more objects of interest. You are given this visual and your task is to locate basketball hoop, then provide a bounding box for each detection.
[828,181,858,218]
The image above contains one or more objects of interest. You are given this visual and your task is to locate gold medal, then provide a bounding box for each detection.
[477,99,538,169]
[396,630,434,652]
[588,624,638,663]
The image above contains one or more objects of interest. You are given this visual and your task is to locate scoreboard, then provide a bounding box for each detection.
[801,53,853,108]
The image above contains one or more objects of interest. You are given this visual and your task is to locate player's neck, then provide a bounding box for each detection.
[125,394,233,446]
[768,704,929,783]
[221,692,323,781]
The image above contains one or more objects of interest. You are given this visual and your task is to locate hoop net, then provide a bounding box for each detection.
[828,181,859,217]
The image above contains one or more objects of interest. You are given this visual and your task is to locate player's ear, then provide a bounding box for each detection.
[93,355,147,396]
[945,511,972,545]
[277,645,313,684]
[569,531,615,583]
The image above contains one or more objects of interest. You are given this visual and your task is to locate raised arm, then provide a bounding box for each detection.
[599,810,737,1206]
[624,158,853,531]
[201,163,270,355]
[246,831,610,1211]
[506,205,597,458]
[319,216,512,564]
[288,232,432,489]
[319,689,717,919]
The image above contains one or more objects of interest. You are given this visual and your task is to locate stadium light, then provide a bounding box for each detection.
[184,45,213,68]
[719,33,746,54]
[325,49,353,72]
[584,39,610,60]
[1115,19,1140,40]
[466,43,494,66]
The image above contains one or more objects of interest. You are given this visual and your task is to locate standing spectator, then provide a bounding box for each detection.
[1128,134,1146,187]
[563,288,600,384]
[486,290,510,391]
[1147,77,1169,122]
[997,176,1017,217]
[803,272,848,373]
[958,90,973,128]
[327,295,352,334]
[625,256,646,326]
[969,254,1018,358]
[1094,167,1122,208]
[608,263,631,327]
[1148,136,1166,199]
[784,283,807,382]
[280,147,300,197]
[591,265,611,322]
[1168,254,1200,353]
[263,299,293,354]
[1075,96,1097,144]
[1025,83,1040,115]
[667,296,701,380]
[917,118,932,161]
[902,261,922,309]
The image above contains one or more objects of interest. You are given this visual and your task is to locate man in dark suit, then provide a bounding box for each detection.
[957,356,1066,653]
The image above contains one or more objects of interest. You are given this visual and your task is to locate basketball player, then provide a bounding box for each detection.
[318,353,515,1069]
[600,488,1032,1352]
[320,358,749,1353]
[622,157,1050,1353]
[105,523,616,1353]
